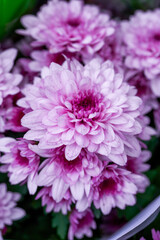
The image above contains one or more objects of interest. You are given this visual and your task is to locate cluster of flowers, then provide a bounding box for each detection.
[0,0,160,239]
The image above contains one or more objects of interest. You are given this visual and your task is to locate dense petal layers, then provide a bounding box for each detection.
[0,138,40,194]
[20,59,145,165]
[36,187,72,214]
[19,0,115,58]
[37,147,103,203]
[122,9,160,97]
[92,164,138,215]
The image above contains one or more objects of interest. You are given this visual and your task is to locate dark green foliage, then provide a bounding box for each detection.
[0,0,36,40]
[52,212,69,240]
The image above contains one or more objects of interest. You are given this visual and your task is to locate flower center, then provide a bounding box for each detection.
[67,19,80,28]
[153,33,160,41]
[15,150,29,166]
[99,178,118,195]
[71,90,104,119]
[128,72,150,98]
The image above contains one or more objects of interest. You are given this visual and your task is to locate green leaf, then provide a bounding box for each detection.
[0,0,36,40]
[145,136,159,153]
[146,167,160,188]
[52,212,69,240]
[92,205,102,219]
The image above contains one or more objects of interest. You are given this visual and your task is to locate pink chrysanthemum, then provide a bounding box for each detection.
[68,209,96,240]
[92,164,137,214]
[125,151,150,193]
[137,114,156,142]
[125,70,158,113]
[19,0,115,57]
[37,147,103,203]
[19,59,144,165]
[122,9,160,97]
[90,22,124,73]
[29,50,71,72]
[0,49,22,105]
[0,183,25,231]
[13,58,36,85]
[0,95,27,133]
[0,138,40,194]
[36,187,73,214]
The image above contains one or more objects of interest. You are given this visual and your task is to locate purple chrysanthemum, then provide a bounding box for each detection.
[37,147,103,203]
[125,151,150,193]
[36,187,72,214]
[0,138,40,194]
[0,183,25,232]
[90,22,124,73]
[29,50,72,72]
[68,209,96,240]
[19,59,144,165]
[122,9,160,97]
[0,95,27,133]
[125,70,158,113]
[91,164,138,214]
[19,0,115,57]
[0,49,22,105]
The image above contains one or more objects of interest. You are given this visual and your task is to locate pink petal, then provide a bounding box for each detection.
[65,143,82,160]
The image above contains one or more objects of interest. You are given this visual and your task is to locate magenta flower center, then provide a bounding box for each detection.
[153,33,160,41]
[67,19,81,28]
[71,90,104,119]
[14,150,29,166]
[99,178,118,195]
[128,72,151,98]
[77,212,93,229]
[55,148,82,172]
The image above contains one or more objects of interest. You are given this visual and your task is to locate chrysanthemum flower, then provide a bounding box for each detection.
[125,70,158,113]
[125,151,150,193]
[19,0,115,57]
[0,49,22,105]
[0,95,27,133]
[37,147,103,203]
[0,183,25,231]
[36,187,73,214]
[14,58,36,85]
[122,9,160,96]
[89,22,124,73]
[92,164,138,215]
[20,59,144,165]
[0,138,40,194]
[29,50,71,72]
[68,209,96,240]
